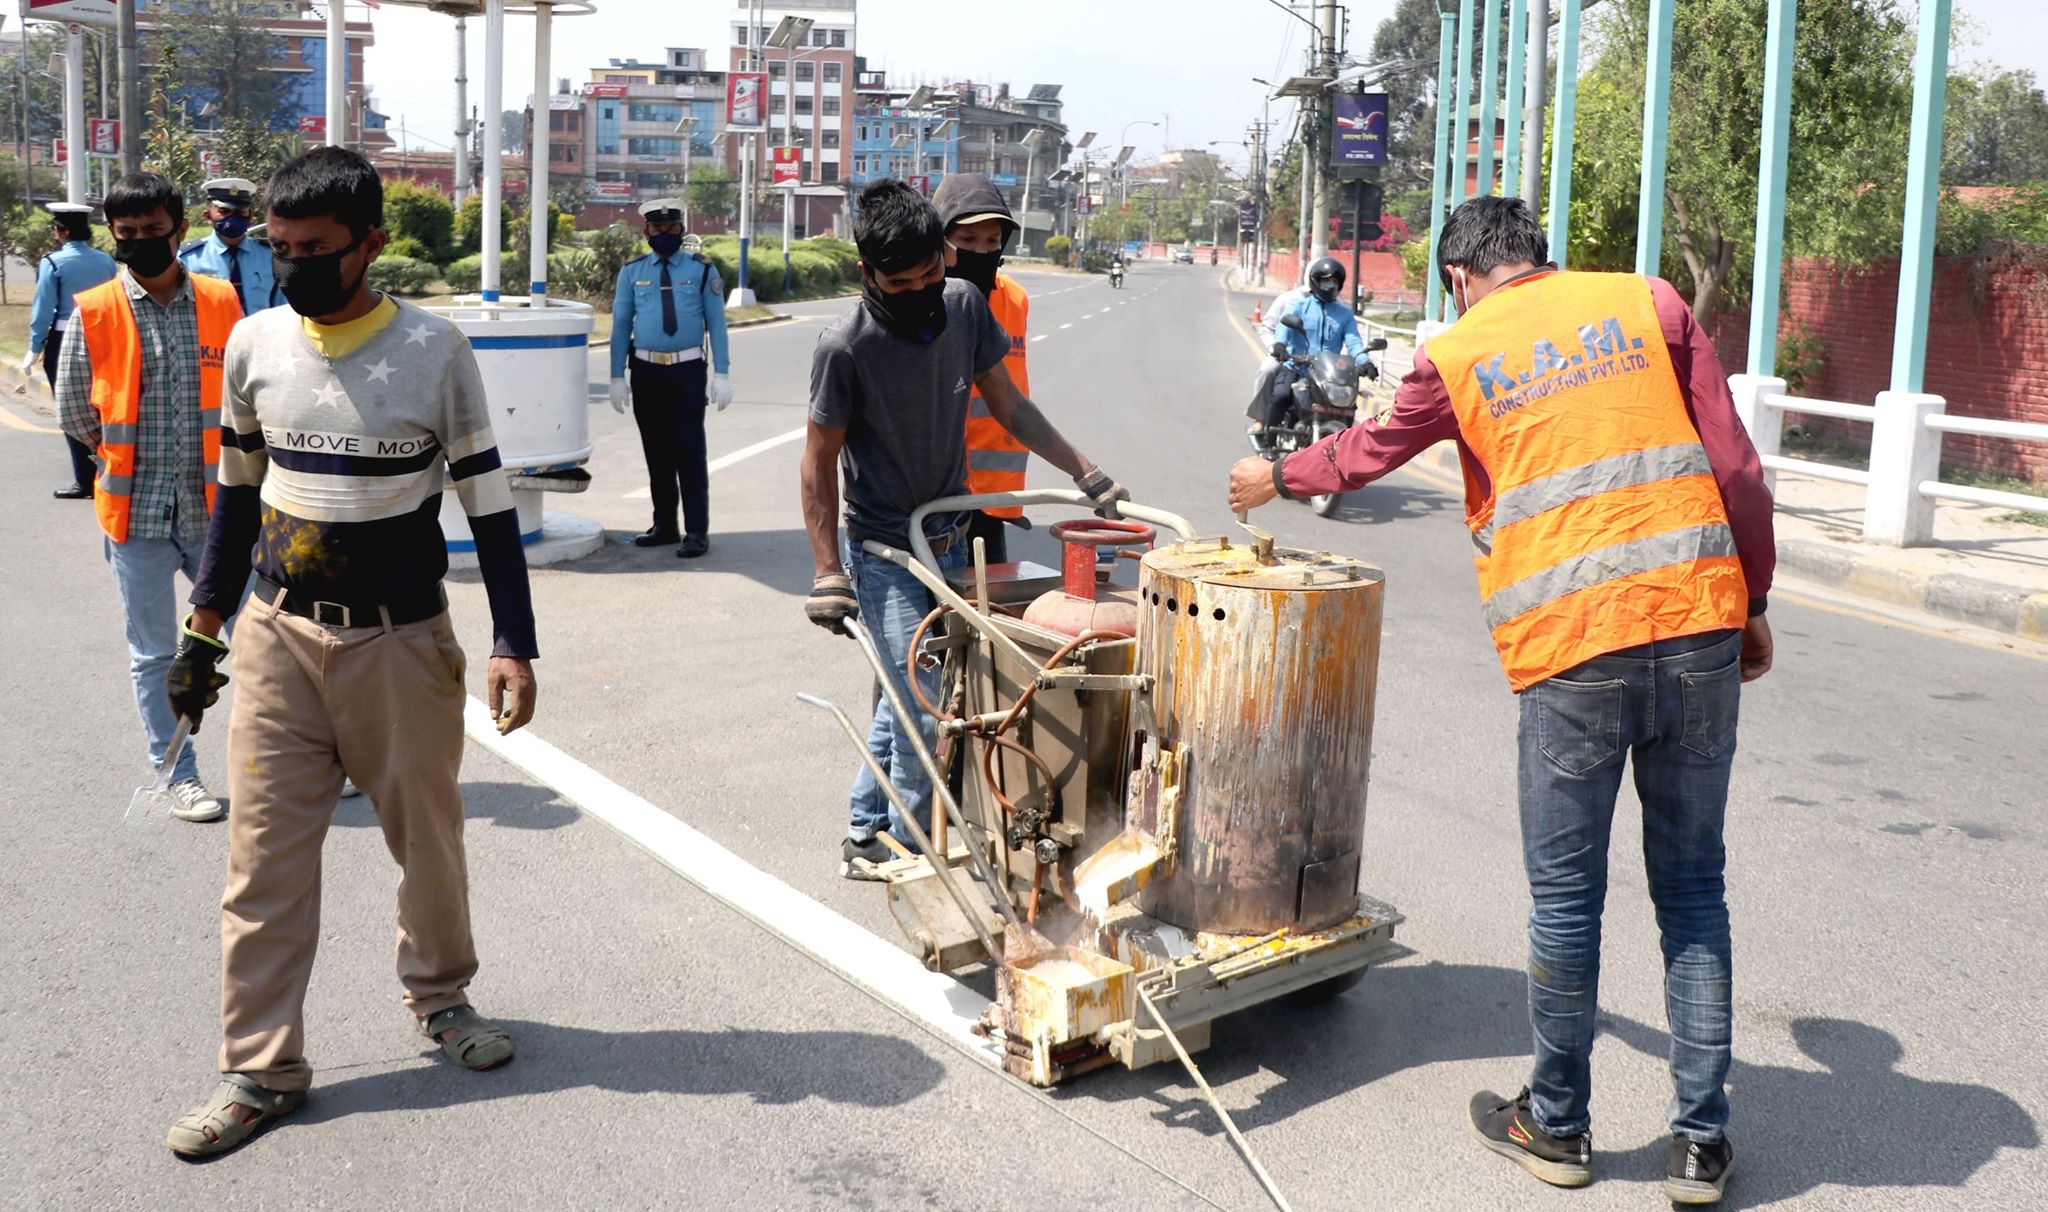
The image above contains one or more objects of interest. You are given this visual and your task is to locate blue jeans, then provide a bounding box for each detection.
[843,530,968,843]
[103,534,207,784]
[1516,629,1742,1144]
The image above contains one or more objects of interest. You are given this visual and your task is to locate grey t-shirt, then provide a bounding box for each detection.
[809,278,1010,547]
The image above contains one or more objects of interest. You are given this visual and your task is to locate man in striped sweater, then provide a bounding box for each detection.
[163,146,537,1157]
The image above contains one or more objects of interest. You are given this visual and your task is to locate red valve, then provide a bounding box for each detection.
[1048,518,1156,599]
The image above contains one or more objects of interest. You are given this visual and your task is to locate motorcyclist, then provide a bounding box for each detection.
[1247,257,1366,448]
[1109,251,1126,286]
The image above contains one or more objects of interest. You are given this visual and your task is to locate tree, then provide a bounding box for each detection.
[1945,68,2048,186]
[1368,0,1514,228]
[1567,0,1915,318]
[152,0,294,130]
[385,178,457,264]
[211,117,299,183]
[0,24,113,149]
[142,56,206,201]
[682,164,739,229]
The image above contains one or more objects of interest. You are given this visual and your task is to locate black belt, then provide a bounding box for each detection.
[256,576,447,629]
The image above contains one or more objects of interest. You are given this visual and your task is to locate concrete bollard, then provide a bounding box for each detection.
[1864,391,1945,546]
[1728,374,1786,497]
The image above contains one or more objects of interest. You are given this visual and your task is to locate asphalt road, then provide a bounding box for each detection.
[1,261,2043,1210]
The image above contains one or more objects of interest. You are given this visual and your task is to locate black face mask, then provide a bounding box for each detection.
[946,246,1002,296]
[113,234,178,279]
[273,237,366,318]
[648,231,683,258]
[861,271,949,343]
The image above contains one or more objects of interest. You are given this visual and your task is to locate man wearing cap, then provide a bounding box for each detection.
[179,177,280,314]
[931,173,1033,565]
[25,201,118,499]
[609,198,732,558]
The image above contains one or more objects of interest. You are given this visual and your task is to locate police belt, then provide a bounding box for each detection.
[632,348,702,366]
[256,575,448,629]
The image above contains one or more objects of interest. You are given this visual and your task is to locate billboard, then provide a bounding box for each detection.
[1331,92,1389,169]
[26,0,117,25]
[593,180,634,199]
[584,83,628,100]
[726,72,766,132]
[88,119,118,155]
[1237,197,1260,233]
[772,146,801,187]
[297,115,326,136]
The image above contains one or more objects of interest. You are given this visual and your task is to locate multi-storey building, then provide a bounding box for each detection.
[573,47,726,226]
[727,0,857,235]
[136,0,389,149]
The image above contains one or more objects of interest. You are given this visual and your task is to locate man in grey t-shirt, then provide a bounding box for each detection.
[800,179,1129,879]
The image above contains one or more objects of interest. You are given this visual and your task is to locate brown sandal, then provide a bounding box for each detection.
[165,1073,305,1157]
[418,1004,515,1071]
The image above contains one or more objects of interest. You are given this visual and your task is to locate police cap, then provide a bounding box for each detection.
[202,177,259,207]
[638,198,684,224]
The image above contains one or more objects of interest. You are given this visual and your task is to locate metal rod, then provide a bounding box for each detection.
[1425,7,1457,321]
[1138,986,1296,1212]
[1502,0,1527,196]
[1891,0,1951,394]
[844,617,1025,934]
[528,0,550,306]
[480,0,505,303]
[1476,0,1500,197]
[796,692,1000,962]
[1450,0,1475,208]
[453,15,470,203]
[1544,0,1583,267]
[325,0,345,146]
[1747,0,1798,375]
[63,22,84,203]
[1520,0,1547,207]
[1634,0,1675,275]
[117,0,137,175]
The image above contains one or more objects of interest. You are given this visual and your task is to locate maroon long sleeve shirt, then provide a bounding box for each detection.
[1280,273,1776,611]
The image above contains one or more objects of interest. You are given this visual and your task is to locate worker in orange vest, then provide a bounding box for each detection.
[1230,196,1775,1206]
[932,173,1031,564]
[57,173,244,824]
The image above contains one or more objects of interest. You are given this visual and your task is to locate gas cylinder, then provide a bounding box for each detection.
[1022,519,1154,638]
[1129,538,1384,934]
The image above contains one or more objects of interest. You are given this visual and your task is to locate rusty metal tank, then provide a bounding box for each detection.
[1129,538,1384,934]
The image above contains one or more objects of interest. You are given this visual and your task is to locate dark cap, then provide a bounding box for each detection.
[931,173,1016,237]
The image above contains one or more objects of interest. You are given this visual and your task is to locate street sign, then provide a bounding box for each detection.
[726,72,766,132]
[772,146,801,187]
[88,119,118,155]
[200,151,224,178]
[1238,197,1260,233]
[297,115,326,136]
[51,138,66,166]
[1077,194,1091,216]
[24,0,116,25]
[1331,92,1389,176]
[907,174,930,196]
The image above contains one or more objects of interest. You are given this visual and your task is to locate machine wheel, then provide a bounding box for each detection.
[1281,966,1369,1007]
[1309,491,1343,518]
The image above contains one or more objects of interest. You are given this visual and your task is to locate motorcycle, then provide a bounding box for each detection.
[1109,262,1126,289]
[1254,313,1389,518]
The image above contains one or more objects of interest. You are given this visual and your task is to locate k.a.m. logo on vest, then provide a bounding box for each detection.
[1470,316,1655,420]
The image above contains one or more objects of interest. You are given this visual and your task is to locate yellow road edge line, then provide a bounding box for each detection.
[0,401,60,435]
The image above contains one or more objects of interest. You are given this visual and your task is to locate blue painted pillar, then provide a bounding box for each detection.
[1502,0,1528,197]
[1891,0,1952,393]
[1747,0,1799,376]
[1451,0,1475,206]
[1425,8,1459,322]
[1545,0,1582,266]
[1635,0,1676,276]
[1477,0,1501,196]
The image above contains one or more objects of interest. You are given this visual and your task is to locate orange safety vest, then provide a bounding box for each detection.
[965,274,1031,518]
[1427,271,1748,691]
[76,272,240,544]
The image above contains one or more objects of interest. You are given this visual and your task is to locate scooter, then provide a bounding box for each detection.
[1109,262,1126,289]
[1254,313,1389,518]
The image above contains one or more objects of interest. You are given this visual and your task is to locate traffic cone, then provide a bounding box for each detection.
[1251,298,1264,324]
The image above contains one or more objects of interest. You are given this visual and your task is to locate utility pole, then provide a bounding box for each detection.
[116,0,136,174]
[17,0,32,205]
[1521,0,1547,206]
[1307,0,1339,263]
[63,21,84,202]
[454,15,470,203]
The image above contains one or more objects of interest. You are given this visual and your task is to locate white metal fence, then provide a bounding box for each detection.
[1730,374,2048,545]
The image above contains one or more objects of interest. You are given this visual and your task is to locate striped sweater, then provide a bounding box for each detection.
[191,295,537,658]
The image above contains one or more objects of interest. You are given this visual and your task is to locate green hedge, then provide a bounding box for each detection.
[443,252,527,294]
[384,235,433,263]
[366,254,439,297]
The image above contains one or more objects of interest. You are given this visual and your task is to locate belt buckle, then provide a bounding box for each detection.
[312,600,353,627]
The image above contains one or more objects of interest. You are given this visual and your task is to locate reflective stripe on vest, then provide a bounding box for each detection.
[1428,270,1748,690]
[77,273,240,544]
[964,275,1031,517]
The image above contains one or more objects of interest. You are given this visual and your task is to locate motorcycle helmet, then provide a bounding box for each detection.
[1307,256,1346,302]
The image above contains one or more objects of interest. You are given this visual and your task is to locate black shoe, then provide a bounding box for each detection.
[631,526,680,548]
[1666,1134,1733,1204]
[52,483,91,500]
[840,835,898,881]
[1468,1087,1593,1188]
[676,534,710,559]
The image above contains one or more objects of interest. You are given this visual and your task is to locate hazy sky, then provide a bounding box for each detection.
[360,0,2048,172]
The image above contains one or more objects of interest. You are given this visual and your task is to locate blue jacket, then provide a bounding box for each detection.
[28,239,117,355]
[178,232,280,313]
[1275,294,1365,360]
[611,250,729,378]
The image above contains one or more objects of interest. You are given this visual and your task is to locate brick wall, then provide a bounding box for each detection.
[1256,250,1421,306]
[1708,256,2048,483]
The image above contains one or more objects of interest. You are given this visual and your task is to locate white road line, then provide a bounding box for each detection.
[624,425,807,499]
[463,700,1002,1059]
[1059,322,1073,330]
[1031,334,1048,342]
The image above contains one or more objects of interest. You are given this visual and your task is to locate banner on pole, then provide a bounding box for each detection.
[1331,92,1389,173]
[88,119,118,155]
[297,115,327,136]
[51,138,66,166]
[200,150,224,178]
[726,72,767,132]
[772,146,801,187]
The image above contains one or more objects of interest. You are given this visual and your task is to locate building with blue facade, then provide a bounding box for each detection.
[137,1,389,148]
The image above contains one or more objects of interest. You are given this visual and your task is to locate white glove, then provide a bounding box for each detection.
[710,373,734,412]
[19,348,38,373]
[608,377,628,415]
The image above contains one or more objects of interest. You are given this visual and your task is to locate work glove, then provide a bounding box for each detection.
[1271,341,1289,361]
[19,348,38,373]
[608,377,628,415]
[1074,466,1131,519]
[806,573,859,636]
[1363,360,1380,382]
[710,373,734,411]
[165,616,230,735]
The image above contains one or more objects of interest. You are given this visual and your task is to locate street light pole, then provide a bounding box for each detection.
[325,0,345,145]
[117,0,137,175]
[63,21,84,203]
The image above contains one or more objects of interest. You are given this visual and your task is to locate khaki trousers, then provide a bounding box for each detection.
[217,592,476,1091]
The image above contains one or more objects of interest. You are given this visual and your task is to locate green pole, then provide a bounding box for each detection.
[1545,0,1582,266]
[1891,0,1951,394]
[1502,0,1527,197]
[1634,0,1676,276]
[1426,7,1459,322]
[1747,0,1798,377]
[1451,0,1475,205]
[1476,0,1501,196]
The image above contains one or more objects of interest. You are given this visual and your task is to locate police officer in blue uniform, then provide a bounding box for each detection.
[24,202,118,499]
[610,198,733,558]
[177,176,279,313]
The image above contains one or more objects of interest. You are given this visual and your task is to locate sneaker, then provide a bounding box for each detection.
[840,834,897,881]
[167,777,225,823]
[1666,1134,1733,1204]
[1468,1087,1593,1188]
